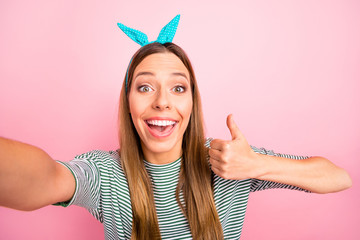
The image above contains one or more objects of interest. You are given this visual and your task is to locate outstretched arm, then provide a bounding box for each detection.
[0,137,75,211]
[208,115,352,194]
[251,153,351,193]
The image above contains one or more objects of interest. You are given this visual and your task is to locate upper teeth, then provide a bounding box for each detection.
[147,120,176,126]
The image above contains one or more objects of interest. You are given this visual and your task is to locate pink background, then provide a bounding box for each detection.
[0,0,359,239]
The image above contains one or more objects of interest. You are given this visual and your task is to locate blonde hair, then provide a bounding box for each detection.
[118,42,223,239]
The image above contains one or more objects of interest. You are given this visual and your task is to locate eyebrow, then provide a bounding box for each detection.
[134,71,154,79]
[171,72,188,80]
[134,71,189,80]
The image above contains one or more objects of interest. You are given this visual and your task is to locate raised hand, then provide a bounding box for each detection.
[209,114,261,180]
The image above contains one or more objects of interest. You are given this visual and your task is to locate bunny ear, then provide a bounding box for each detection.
[156,15,180,44]
[118,15,181,93]
[117,22,149,46]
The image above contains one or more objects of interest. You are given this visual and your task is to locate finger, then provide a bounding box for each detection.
[209,158,222,172]
[208,148,222,161]
[226,114,244,140]
[210,160,229,179]
[210,139,231,151]
[210,164,222,177]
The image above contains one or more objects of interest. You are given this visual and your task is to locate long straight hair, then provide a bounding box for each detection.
[118,42,223,239]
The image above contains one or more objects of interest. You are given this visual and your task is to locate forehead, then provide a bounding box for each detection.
[133,52,189,78]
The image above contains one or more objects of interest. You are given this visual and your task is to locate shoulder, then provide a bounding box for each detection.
[73,149,120,163]
[205,137,213,148]
[69,149,123,175]
[250,145,277,156]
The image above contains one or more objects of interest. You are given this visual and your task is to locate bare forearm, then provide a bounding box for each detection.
[0,137,67,210]
[256,153,352,193]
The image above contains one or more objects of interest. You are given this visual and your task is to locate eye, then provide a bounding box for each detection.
[173,85,185,93]
[138,85,153,93]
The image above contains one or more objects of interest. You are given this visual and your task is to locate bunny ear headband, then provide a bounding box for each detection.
[117,15,181,93]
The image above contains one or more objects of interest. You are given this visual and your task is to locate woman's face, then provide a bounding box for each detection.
[128,52,193,164]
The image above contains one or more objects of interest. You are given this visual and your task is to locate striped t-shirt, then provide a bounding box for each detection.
[55,140,310,239]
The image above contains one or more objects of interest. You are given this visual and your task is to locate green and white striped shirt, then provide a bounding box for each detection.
[55,139,309,239]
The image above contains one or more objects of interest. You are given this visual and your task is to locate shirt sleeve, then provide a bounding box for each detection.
[53,151,103,221]
[249,146,311,193]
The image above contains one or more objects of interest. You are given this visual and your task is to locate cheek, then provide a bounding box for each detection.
[128,93,142,115]
[178,96,193,119]
[128,95,144,124]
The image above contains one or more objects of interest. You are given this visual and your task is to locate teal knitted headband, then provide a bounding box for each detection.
[117,15,181,93]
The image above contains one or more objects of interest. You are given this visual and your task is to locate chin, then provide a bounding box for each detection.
[141,137,183,159]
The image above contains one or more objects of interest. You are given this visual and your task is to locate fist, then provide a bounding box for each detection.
[209,114,259,180]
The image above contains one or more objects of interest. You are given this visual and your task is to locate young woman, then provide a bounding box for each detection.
[0,16,352,240]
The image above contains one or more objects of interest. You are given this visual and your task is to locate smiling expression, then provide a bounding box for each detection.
[128,52,193,164]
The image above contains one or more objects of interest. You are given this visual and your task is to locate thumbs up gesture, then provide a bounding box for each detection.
[209,114,260,180]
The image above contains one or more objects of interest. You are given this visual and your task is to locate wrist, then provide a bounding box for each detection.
[252,152,273,180]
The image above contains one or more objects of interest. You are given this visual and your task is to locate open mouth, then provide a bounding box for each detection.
[145,119,178,138]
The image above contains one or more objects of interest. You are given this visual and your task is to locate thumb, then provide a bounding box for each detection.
[226,114,243,140]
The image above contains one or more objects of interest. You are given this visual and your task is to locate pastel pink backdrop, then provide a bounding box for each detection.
[0,0,359,239]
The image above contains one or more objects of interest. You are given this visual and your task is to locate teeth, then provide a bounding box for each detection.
[146,120,176,126]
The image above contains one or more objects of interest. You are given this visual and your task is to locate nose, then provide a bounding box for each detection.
[152,88,171,110]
